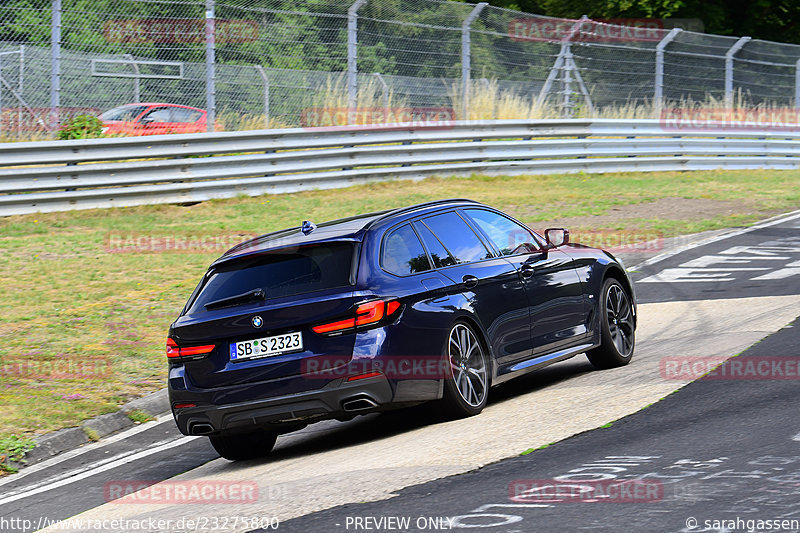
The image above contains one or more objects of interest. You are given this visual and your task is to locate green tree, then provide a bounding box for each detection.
[480,0,800,44]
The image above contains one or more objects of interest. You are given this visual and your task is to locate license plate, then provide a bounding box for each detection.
[229,332,303,361]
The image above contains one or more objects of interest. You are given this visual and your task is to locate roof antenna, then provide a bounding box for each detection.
[301,220,317,235]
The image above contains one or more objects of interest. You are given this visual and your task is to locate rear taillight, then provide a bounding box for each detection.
[166,337,215,361]
[312,299,402,335]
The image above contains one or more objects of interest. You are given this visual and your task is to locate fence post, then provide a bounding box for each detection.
[795,58,800,109]
[0,55,3,137]
[205,0,216,132]
[654,27,681,117]
[373,72,388,118]
[461,2,487,120]
[347,0,368,112]
[50,0,61,131]
[255,65,270,129]
[562,47,574,116]
[725,36,750,106]
[123,54,140,102]
[19,45,25,137]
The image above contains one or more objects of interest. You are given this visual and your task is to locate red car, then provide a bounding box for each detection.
[99,103,214,135]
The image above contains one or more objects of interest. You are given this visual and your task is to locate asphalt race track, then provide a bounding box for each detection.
[273,316,800,533]
[1,211,799,533]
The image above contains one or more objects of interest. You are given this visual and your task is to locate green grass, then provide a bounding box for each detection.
[126,409,156,424]
[0,168,799,443]
[0,434,35,474]
[521,441,557,455]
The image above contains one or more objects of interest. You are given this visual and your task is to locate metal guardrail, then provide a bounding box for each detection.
[2,118,799,216]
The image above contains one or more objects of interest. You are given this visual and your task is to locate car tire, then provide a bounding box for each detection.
[209,429,278,461]
[440,321,490,418]
[586,278,635,369]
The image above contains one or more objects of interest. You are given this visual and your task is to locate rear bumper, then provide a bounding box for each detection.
[171,375,394,436]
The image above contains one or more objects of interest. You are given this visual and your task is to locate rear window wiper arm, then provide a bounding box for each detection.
[204,288,265,310]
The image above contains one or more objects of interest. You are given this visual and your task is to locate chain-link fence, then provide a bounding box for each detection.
[2,0,800,138]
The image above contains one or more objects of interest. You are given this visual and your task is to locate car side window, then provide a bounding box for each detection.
[464,209,542,256]
[142,107,172,123]
[422,212,492,264]
[172,108,203,123]
[414,222,456,268]
[381,224,432,276]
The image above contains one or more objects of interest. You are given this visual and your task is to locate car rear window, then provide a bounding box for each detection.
[186,242,355,314]
[381,224,431,276]
[172,108,203,123]
[414,222,456,268]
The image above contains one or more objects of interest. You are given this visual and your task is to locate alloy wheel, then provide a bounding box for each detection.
[605,284,634,357]
[448,324,488,407]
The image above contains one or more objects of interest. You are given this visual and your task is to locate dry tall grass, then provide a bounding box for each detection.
[0,81,791,141]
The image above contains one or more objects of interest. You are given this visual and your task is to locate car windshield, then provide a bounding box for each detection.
[186,242,356,314]
[99,105,148,122]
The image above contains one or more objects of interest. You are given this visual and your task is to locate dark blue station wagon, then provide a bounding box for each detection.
[168,199,636,460]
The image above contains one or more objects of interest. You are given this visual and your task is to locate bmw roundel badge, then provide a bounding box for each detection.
[252,316,263,328]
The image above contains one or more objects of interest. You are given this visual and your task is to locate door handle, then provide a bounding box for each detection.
[462,275,479,289]
[520,264,535,278]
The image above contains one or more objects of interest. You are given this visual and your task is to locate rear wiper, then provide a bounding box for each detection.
[204,288,265,310]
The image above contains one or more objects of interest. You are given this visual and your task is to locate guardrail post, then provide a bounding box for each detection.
[654,27,681,117]
[50,0,61,131]
[347,0,368,113]
[461,2,487,120]
[255,65,270,129]
[205,0,216,132]
[725,36,750,106]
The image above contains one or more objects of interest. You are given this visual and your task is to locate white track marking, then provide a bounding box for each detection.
[0,436,181,499]
[629,208,800,270]
[0,436,198,506]
[0,414,176,488]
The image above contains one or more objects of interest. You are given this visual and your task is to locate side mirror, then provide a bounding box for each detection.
[545,228,569,248]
